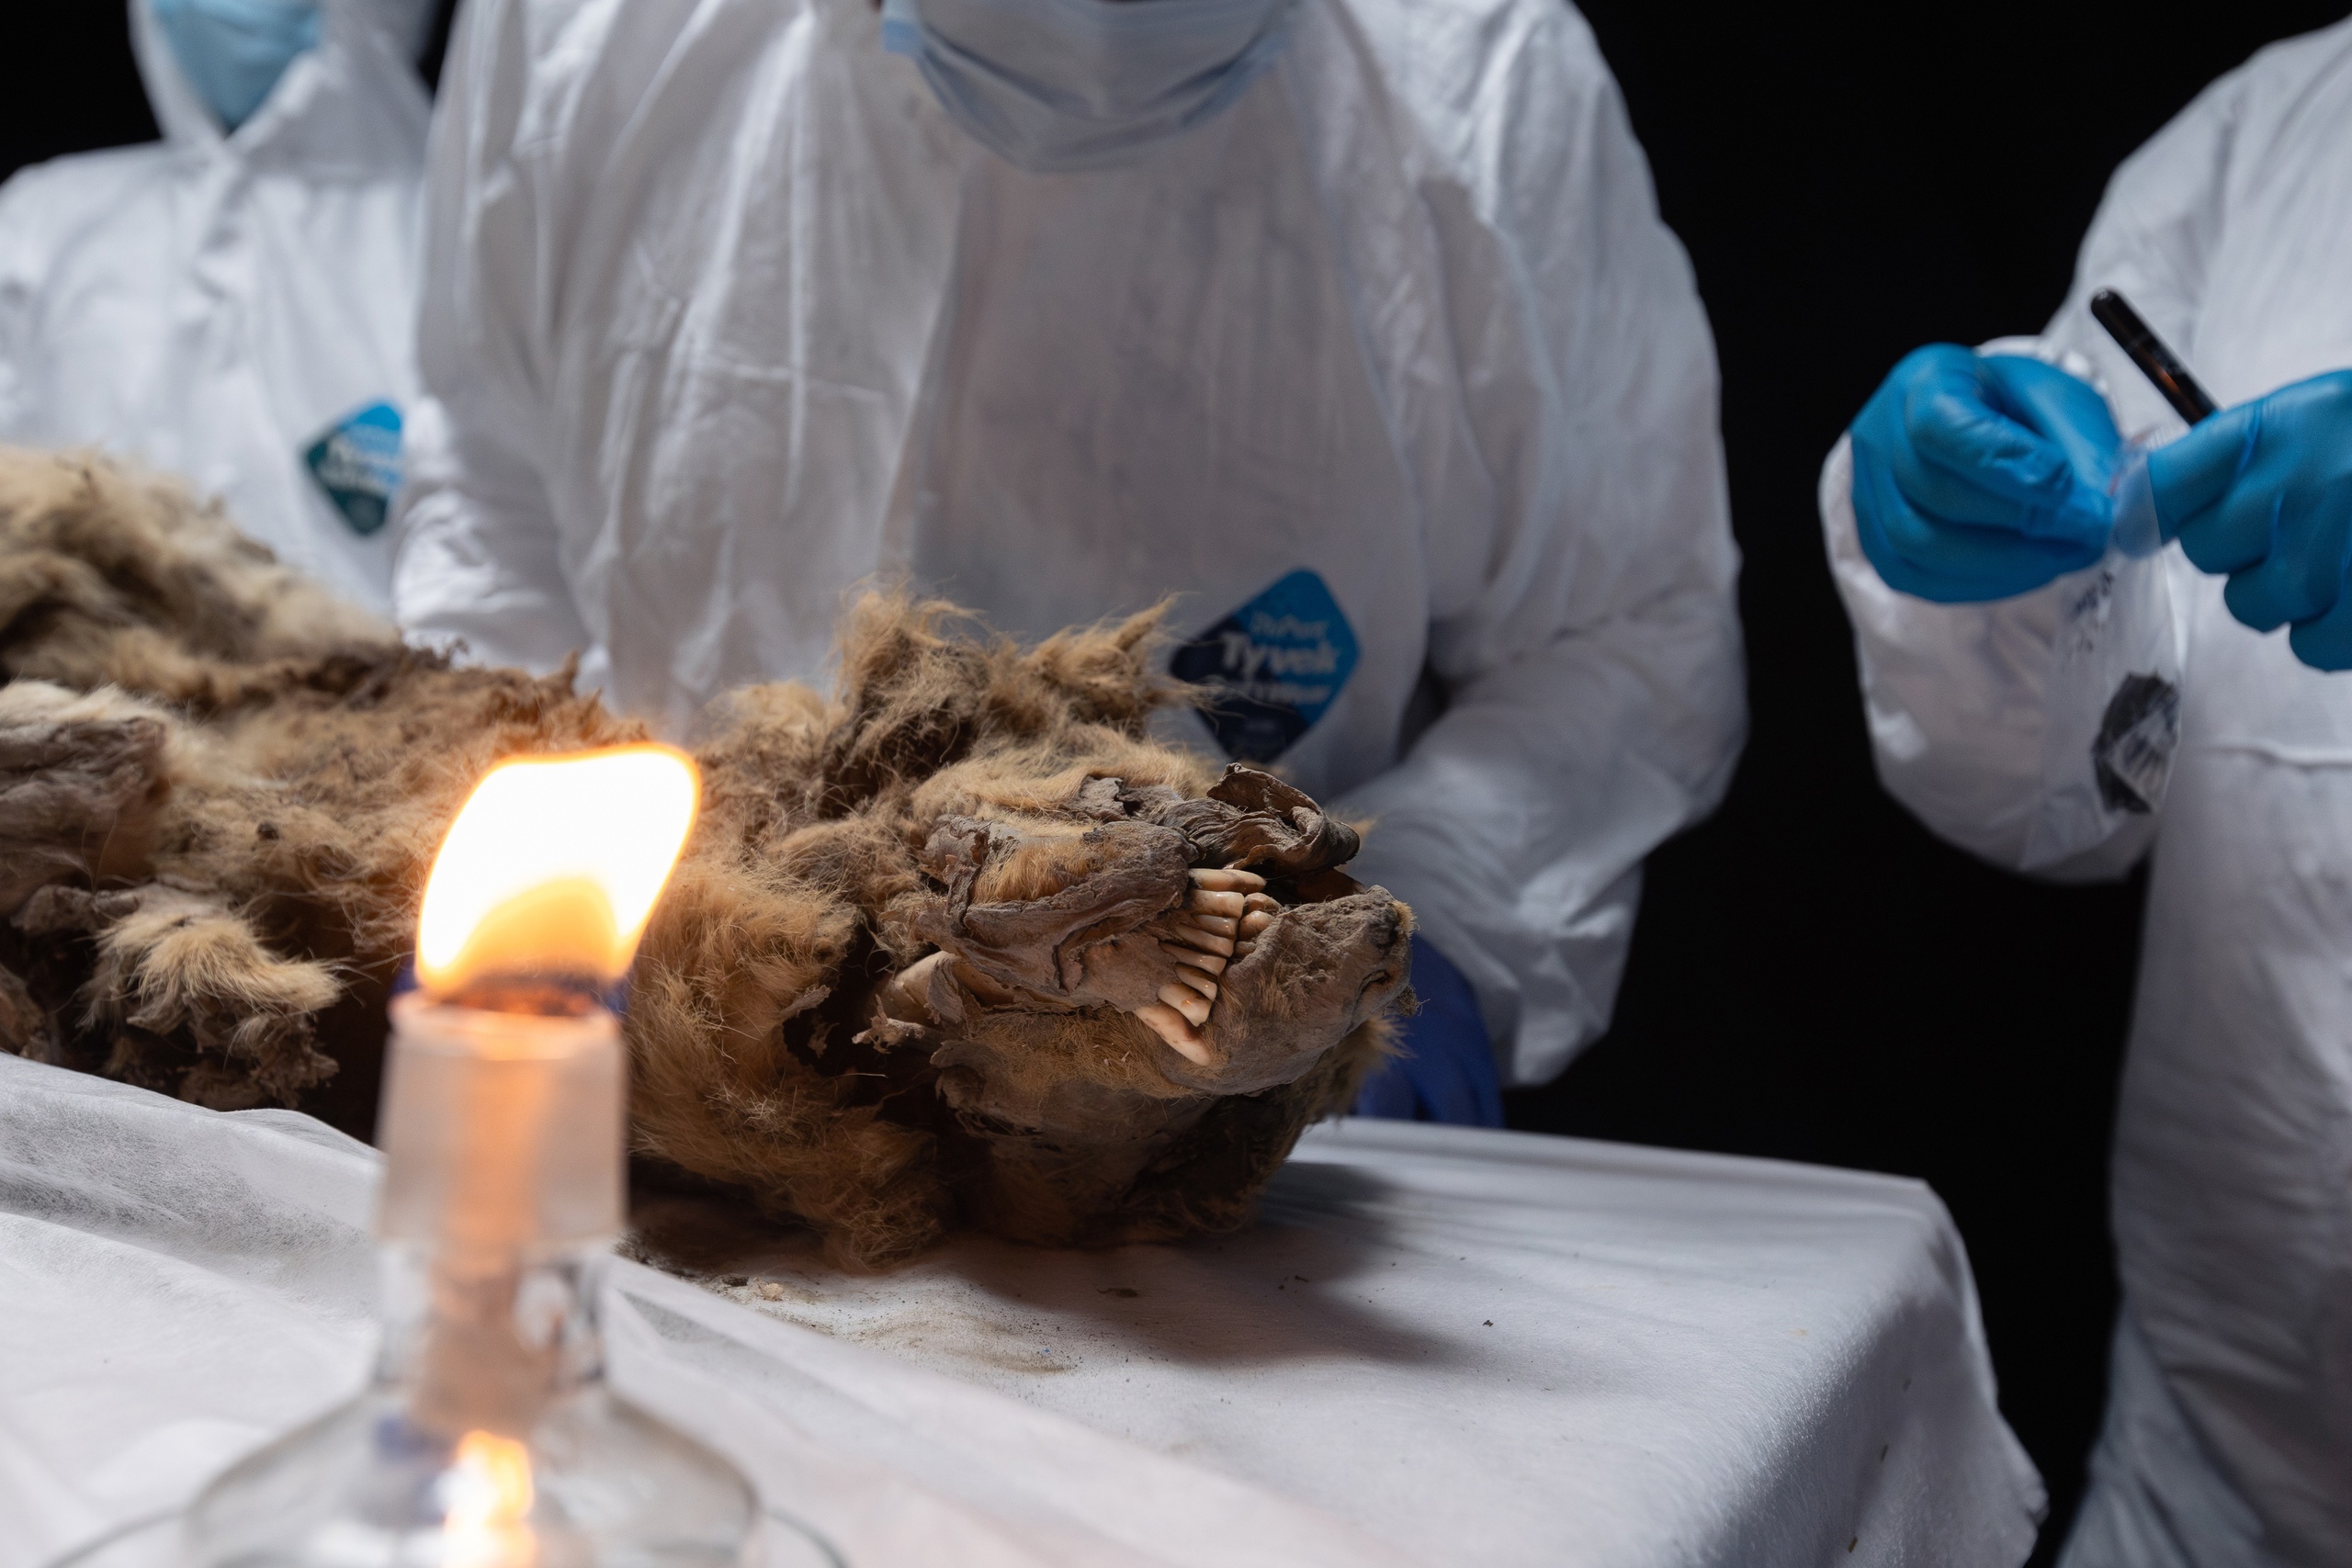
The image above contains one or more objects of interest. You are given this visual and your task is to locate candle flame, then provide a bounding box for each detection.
[443,1429,537,1568]
[417,746,700,1003]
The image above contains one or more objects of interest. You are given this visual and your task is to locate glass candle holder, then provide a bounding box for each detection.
[181,998,760,1568]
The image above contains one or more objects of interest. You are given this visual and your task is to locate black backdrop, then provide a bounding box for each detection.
[6,3,2349,1561]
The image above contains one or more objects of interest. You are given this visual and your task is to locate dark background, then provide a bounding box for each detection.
[6,3,2348,1562]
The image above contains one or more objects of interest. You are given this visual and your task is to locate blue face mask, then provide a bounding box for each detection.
[882,0,1296,175]
[152,0,323,133]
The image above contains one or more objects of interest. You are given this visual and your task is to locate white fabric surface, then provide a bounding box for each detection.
[0,1052,2038,1568]
[390,0,1748,1089]
[0,0,432,615]
[1817,20,2352,1565]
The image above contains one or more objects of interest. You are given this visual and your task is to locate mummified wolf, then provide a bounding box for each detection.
[0,448,1414,1265]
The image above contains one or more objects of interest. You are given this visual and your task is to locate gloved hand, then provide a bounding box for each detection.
[2150,370,2352,671]
[1849,344,2120,602]
[1352,935,1502,1127]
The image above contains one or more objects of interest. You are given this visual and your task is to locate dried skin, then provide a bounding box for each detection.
[0,446,1415,1267]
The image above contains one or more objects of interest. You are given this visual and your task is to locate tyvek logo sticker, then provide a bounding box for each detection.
[303,401,402,537]
[1170,570,1359,762]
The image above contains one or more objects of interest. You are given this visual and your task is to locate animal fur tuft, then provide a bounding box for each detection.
[0,447,1413,1268]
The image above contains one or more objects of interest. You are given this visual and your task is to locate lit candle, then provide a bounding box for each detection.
[386,745,697,1441]
[183,746,758,1568]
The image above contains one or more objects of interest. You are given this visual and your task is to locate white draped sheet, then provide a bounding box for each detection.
[0,1055,2039,1567]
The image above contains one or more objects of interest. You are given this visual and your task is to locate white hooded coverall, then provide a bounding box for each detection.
[394,0,1748,1088]
[0,0,435,615]
[1821,20,2352,1563]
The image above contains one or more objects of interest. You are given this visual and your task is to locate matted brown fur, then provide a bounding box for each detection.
[0,448,1413,1267]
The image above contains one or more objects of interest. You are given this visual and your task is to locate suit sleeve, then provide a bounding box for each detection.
[1333,5,1747,1087]
[390,0,596,676]
[1817,66,2249,878]
[0,173,50,445]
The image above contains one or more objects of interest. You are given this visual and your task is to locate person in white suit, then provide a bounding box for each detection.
[393,0,1748,1119]
[0,0,437,615]
[1823,20,2352,1562]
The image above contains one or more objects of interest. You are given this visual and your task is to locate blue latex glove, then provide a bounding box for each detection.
[1353,936,1502,1127]
[1849,345,2120,602]
[2150,370,2352,671]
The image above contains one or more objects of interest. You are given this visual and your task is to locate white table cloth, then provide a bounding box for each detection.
[0,1053,2041,1568]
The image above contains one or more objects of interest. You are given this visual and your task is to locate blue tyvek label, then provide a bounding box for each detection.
[303,401,402,537]
[1170,569,1359,762]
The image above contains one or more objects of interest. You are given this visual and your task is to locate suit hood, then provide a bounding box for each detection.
[129,0,438,150]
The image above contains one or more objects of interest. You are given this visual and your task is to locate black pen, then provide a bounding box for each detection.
[2090,288,2216,425]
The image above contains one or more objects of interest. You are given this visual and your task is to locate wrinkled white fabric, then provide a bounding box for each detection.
[391,0,1747,1087]
[0,0,433,615]
[1818,20,2352,1563]
[0,1055,1408,1568]
[0,1054,2039,1568]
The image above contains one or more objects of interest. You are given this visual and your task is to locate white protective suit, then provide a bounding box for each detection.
[0,0,435,615]
[392,0,1748,1087]
[1820,20,2352,1564]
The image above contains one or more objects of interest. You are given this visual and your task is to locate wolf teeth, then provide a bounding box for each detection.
[1157,983,1213,1025]
[1164,942,1226,975]
[1187,888,1249,918]
[1171,967,1218,1001]
[1134,1002,1214,1065]
[1172,927,1237,956]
